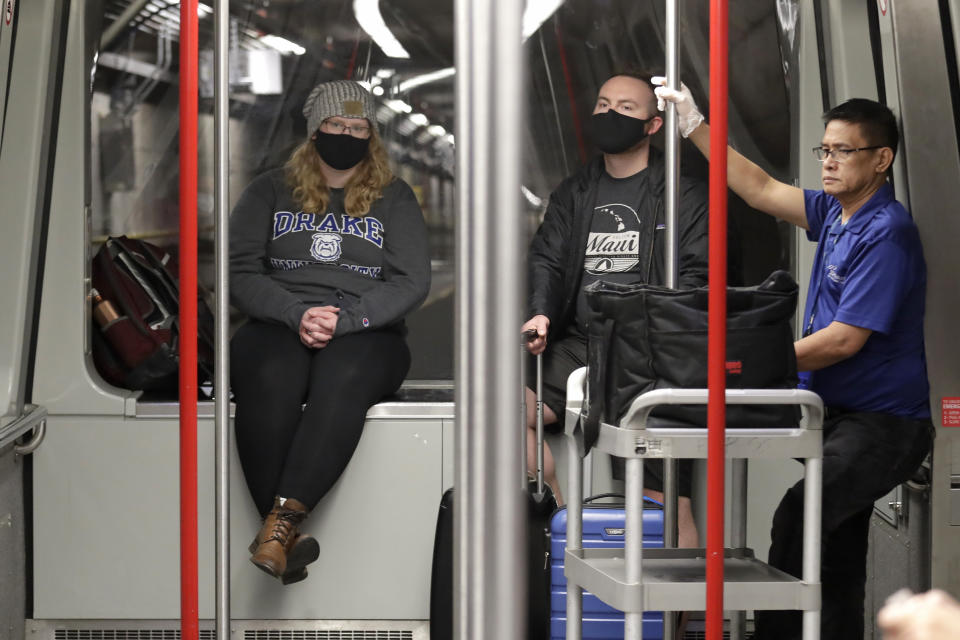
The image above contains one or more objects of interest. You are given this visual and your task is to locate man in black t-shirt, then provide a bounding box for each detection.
[577,174,652,320]
[522,71,708,549]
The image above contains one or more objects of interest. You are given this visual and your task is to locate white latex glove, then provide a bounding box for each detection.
[651,76,704,138]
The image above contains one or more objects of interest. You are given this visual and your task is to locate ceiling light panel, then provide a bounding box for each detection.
[522,0,564,40]
[385,99,413,114]
[353,0,410,59]
[259,34,306,56]
[397,67,456,94]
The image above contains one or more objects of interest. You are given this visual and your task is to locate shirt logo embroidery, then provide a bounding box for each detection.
[340,263,382,278]
[826,264,845,284]
[310,232,343,262]
[273,211,384,248]
[269,258,310,270]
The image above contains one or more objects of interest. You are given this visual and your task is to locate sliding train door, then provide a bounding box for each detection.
[888,0,960,602]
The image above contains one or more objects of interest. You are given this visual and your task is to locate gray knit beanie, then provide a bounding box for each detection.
[303,80,377,136]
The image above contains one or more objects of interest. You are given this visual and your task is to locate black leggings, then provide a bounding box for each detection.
[231,320,410,517]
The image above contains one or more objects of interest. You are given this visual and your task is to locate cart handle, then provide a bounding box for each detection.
[618,388,824,431]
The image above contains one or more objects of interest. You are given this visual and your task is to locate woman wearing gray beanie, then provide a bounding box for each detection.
[228,80,431,584]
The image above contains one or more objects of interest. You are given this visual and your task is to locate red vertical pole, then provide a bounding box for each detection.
[178,2,199,640]
[707,0,729,638]
[554,22,587,163]
[345,34,360,79]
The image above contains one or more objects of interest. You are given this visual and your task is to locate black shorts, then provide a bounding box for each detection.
[525,330,693,498]
[525,332,587,432]
[613,458,694,498]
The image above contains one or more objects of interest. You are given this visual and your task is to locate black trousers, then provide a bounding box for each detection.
[753,409,933,640]
[231,320,410,517]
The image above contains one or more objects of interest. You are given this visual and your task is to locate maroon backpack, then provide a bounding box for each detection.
[91,236,214,392]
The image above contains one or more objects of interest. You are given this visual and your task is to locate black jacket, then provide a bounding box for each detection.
[528,148,710,339]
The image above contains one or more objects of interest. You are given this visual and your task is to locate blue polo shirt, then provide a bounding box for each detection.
[802,184,930,419]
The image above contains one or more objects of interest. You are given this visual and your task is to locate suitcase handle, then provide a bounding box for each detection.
[584,492,623,503]
[522,329,546,499]
[584,493,664,508]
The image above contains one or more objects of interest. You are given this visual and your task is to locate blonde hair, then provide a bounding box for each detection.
[285,131,394,217]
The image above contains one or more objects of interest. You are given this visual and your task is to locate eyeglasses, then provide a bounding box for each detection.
[811,145,883,162]
[321,119,371,138]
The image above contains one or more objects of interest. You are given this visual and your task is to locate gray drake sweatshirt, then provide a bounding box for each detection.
[229,168,431,336]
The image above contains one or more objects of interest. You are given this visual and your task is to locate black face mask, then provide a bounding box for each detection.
[313,131,371,170]
[590,110,652,154]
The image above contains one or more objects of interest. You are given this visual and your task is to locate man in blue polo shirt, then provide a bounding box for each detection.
[654,84,933,640]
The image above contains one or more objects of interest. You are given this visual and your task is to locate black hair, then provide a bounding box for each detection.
[823,98,899,158]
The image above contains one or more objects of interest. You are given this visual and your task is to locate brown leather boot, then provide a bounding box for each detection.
[248,532,319,585]
[250,497,311,578]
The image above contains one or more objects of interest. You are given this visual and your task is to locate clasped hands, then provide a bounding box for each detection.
[299,306,339,348]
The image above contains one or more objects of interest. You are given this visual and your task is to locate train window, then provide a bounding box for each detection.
[89,0,797,388]
[91,1,457,382]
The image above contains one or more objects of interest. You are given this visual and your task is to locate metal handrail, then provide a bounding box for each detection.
[454,1,526,638]
[0,404,48,453]
[662,11,682,636]
[14,418,46,456]
[213,0,231,638]
[706,1,731,633]
[178,2,201,639]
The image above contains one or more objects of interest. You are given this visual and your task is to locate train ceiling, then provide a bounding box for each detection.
[99,1,457,128]
[96,1,792,180]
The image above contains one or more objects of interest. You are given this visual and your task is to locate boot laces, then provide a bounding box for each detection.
[265,508,305,546]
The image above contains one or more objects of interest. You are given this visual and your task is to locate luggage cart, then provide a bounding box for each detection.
[561,368,824,640]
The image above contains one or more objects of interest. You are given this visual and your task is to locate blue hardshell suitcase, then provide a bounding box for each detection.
[549,495,665,639]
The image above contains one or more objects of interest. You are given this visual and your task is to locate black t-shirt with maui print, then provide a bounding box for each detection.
[573,169,652,334]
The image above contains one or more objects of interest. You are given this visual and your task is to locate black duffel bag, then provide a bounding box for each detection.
[581,270,800,452]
